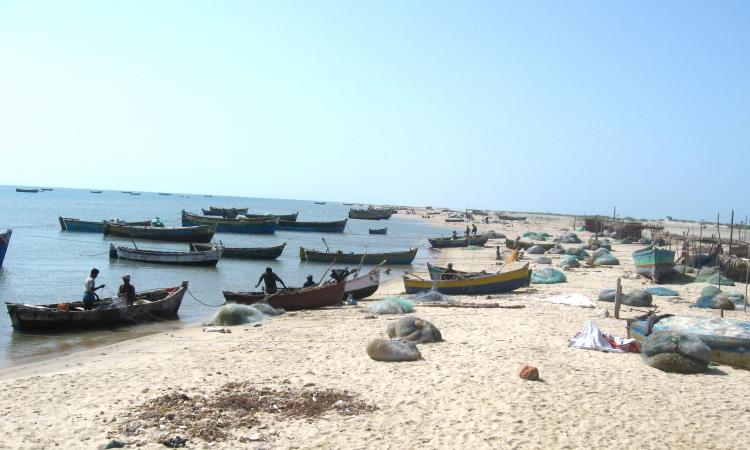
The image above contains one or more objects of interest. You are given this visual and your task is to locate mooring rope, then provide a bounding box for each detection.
[186,288,226,308]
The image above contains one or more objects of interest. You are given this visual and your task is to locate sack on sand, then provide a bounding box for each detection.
[646,287,679,296]
[531,268,567,284]
[366,339,422,362]
[526,245,546,254]
[594,254,619,265]
[367,297,414,315]
[386,316,443,343]
[559,255,581,268]
[621,290,653,307]
[557,232,582,244]
[212,304,267,326]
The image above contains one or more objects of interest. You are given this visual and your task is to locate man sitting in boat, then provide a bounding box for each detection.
[441,263,458,280]
[303,274,317,288]
[255,267,287,294]
[452,230,458,240]
[150,217,164,228]
[83,268,106,310]
[118,274,136,305]
[471,224,478,236]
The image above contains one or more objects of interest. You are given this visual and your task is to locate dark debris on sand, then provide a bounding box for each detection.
[121,381,376,442]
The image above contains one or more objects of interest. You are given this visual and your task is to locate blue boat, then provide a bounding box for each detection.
[369,227,388,235]
[277,219,347,233]
[181,211,278,235]
[0,229,11,267]
[59,217,152,233]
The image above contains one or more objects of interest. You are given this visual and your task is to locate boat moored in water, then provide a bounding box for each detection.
[189,242,286,260]
[110,244,222,266]
[104,222,215,243]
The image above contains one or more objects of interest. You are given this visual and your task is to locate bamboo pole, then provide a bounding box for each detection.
[729,209,734,255]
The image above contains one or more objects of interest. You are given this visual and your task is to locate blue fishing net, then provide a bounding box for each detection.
[367,297,415,314]
[646,287,679,296]
[559,255,581,268]
[594,254,619,265]
[695,267,735,286]
[531,268,567,284]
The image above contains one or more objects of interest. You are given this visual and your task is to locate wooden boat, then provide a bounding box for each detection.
[428,235,489,248]
[130,192,141,196]
[121,191,132,194]
[628,315,750,370]
[40,188,53,191]
[299,247,417,265]
[189,242,286,260]
[89,190,102,194]
[223,281,345,311]
[314,201,326,205]
[369,227,388,235]
[403,262,530,295]
[444,218,466,223]
[277,218,347,233]
[632,246,675,283]
[0,229,11,267]
[343,203,355,206]
[203,206,249,218]
[59,217,152,233]
[426,262,483,281]
[110,244,222,266]
[15,188,39,193]
[158,193,172,196]
[345,268,380,300]
[182,211,278,235]
[504,239,557,251]
[348,208,392,220]
[5,282,188,331]
[104,222,215,243]
[201,208,297,221]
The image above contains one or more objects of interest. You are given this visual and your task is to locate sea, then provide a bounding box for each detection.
[0,186,454,368]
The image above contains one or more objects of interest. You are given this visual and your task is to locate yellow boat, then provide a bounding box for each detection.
[403,262,530,295]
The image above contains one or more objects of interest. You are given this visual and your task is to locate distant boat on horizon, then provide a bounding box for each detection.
[89,190,102,194]
[130,192,141,196]
[314,201,326,205]
[40,188,53,191]
[16,188,39,193]
[158,193,172,196]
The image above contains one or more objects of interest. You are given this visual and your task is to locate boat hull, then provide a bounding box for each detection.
[426,262,478,281]
[429,235,489,248]
[632,246,675,283]
[112,245,221,266]
[223,282,345,311]
[190,243,286,260]
[0,230,11,267]
[203,207,249,218]
[105,223,215,243]
[5,283,187,331]
[368,228,388,235]
[300,247,417,265]
[59,217,152,233]
[404,263,530,295]
[628,316,750,370]
[182,211,278,235]
[348,209,392,220]
[277,219,347,233]
[345,269,380,300]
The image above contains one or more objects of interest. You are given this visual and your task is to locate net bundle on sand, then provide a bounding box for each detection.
[212,303,285,326]
[366,297,415,315]
[641,332,711,373]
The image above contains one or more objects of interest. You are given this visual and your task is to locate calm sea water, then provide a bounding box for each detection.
[0,186,452,368]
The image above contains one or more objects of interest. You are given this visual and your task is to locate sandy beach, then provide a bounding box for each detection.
[2,211,749,450]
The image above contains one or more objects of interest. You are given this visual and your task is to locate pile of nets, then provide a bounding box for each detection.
[641,332,711,373]
[414,289,454,303]
[212,303,285,326]
[556,232,582,244]
[693,286,744,309]
[548,245,565,255]
[594,253,619,265]
[367,297,414,314]
[695,266,735,286]
[526,245,546,254]
[522,231,549,241]
[587,239,612,250]
[597,289,653,306]
[592,248,611,259]
[532,256,552,264]
[646,287,679,296]
[531,268,567,284]
[559,255,581,268]
[565,247,590,260]
[575,226,585,232]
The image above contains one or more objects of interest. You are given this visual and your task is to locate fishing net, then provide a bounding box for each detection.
[565,247,589,259]
[414,290,454,303]
[212,304,268,326]
[575,226,585,232]
[526,245,546,254]
[522,232,549,241]
[366,297,415,315]
[641,332,711,373]
[559,255,581,268]
[693,295,735,310]
[695,267,735,286]
[594,254,619,265]
[592,248,610,259]
[556,232,582,244]
[621,290,652,306]
[531,268,567,284]
[598,289,616,302]
[532,256,552,265]
[700,285,721,297]
[646,287,679,296]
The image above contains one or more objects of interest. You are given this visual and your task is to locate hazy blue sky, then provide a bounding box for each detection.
[1,1,748,219]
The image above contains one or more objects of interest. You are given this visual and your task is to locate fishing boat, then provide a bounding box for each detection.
[504,238,557,251]
[130,192,141,196]
[369,227,388,235]
[314,201,326,205]
[344,268,381,300]
[403,262,530,295]
[5,282,188,331]
[632,245,676,283]
[444,218,466,223]
[426,262,483,281]
[121,191,132,194]
[0,229,11,267]
[348,208,392,220]
[40,188,53,191]
[202,206,249,218]
[158,193,172,196]
[628,315,750,370]
[277,218,347,233]
[89,190,102,194]
[15,188,39,193]
[59,217,152,233]
[110,244,222,266]
[189,242,286,260]
[428,235,489,248]
[299,247,417,265]
[343,203,355,206]
[104,222,215,243]
[223,281,345,311]
[182,211,278,234]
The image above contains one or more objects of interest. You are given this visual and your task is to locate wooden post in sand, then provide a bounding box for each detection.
[614,278,622,319]
[729,210,735,255]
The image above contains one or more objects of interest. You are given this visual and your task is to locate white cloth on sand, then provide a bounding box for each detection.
[539,293,595,308]
[568,320,638,353]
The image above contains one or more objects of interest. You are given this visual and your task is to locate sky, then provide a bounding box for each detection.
[1,1,748,220]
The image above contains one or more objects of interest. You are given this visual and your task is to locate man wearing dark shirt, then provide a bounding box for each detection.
[255,267,286,294]
[303,274,317,288]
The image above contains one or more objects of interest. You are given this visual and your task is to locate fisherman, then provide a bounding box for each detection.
[441,263,458,280]
[118,274,136,305]
[471,224,478,236]
[255,267,287,294]
[303,274,317,288]
[150,217,164,227]
[452,230,458,240]
[83,268,106,310]
[465,226,470,237]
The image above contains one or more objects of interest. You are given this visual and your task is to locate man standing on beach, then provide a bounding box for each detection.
[83,268,106,310]
[255,267,287,294]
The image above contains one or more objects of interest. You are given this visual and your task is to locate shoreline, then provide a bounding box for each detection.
[2,210,750,449]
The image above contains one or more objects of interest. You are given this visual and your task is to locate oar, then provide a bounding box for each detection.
[317,255,339,285]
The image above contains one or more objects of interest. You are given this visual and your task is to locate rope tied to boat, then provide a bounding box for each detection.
[186,288,226,308]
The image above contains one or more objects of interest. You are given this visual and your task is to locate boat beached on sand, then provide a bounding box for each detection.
[5,281,188,331]
[299,247,417,265]
[223,281,345,311]
[403,262,530,295]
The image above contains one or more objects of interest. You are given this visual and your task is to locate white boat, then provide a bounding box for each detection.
[109,244,222,266]
[345,268,380,299]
